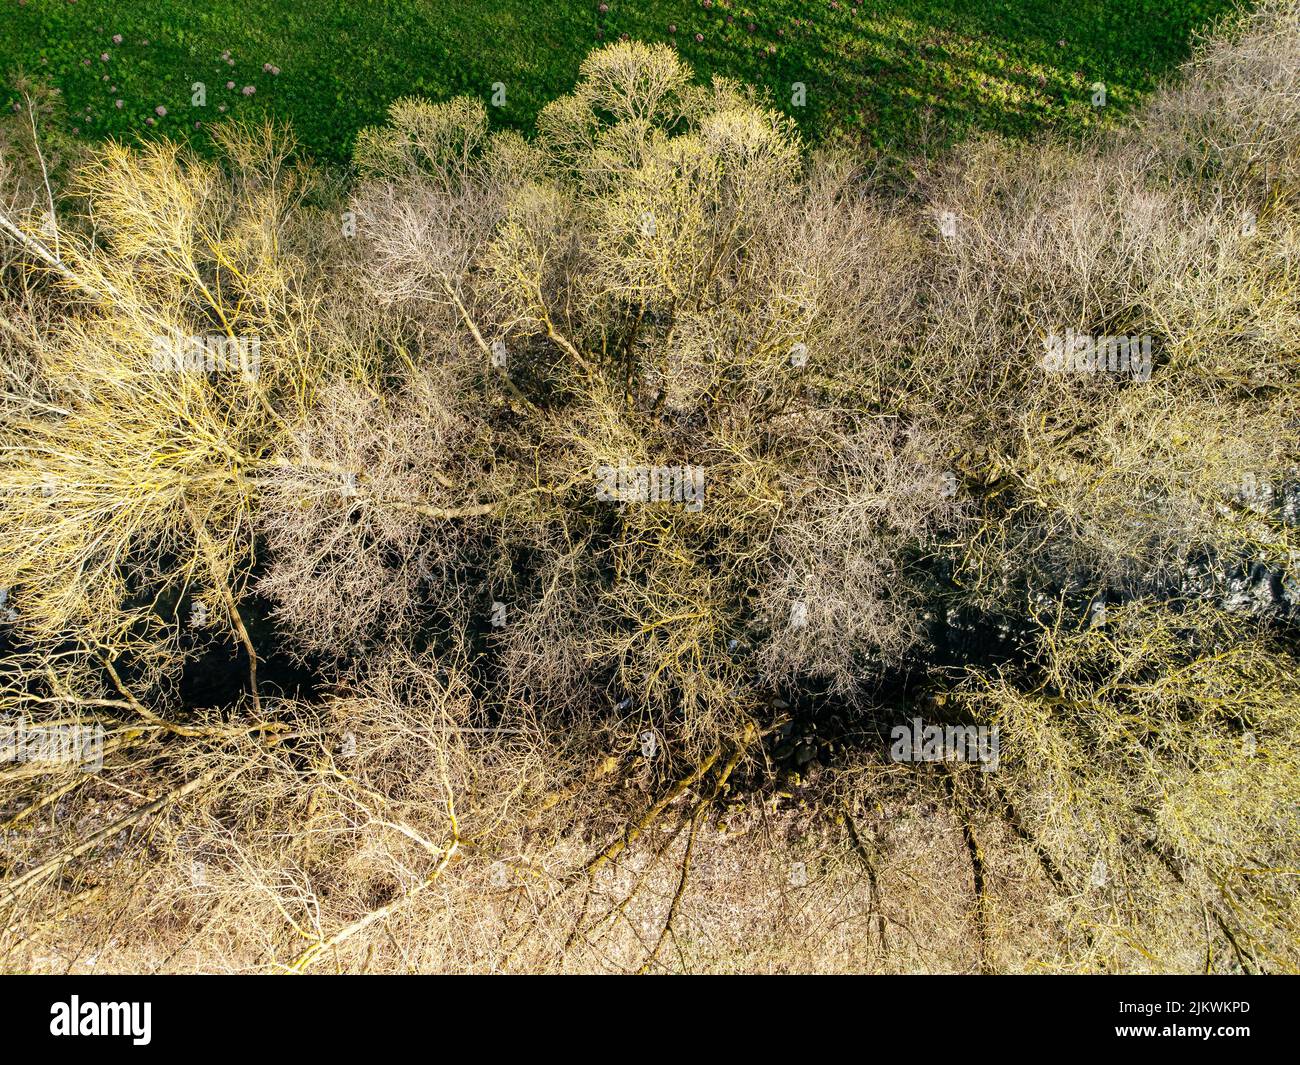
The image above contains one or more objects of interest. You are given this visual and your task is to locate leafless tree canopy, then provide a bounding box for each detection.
[0,3,1296,973]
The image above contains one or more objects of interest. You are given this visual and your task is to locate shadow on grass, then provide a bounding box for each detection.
[0,0,1245,161]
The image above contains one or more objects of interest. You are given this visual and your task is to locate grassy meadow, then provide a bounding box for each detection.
[3,0,1241,159]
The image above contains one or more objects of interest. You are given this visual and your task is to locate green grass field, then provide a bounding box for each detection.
[3,0,1240,160]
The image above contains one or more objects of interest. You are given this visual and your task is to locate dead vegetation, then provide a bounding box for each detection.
[0,2,1297,973]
